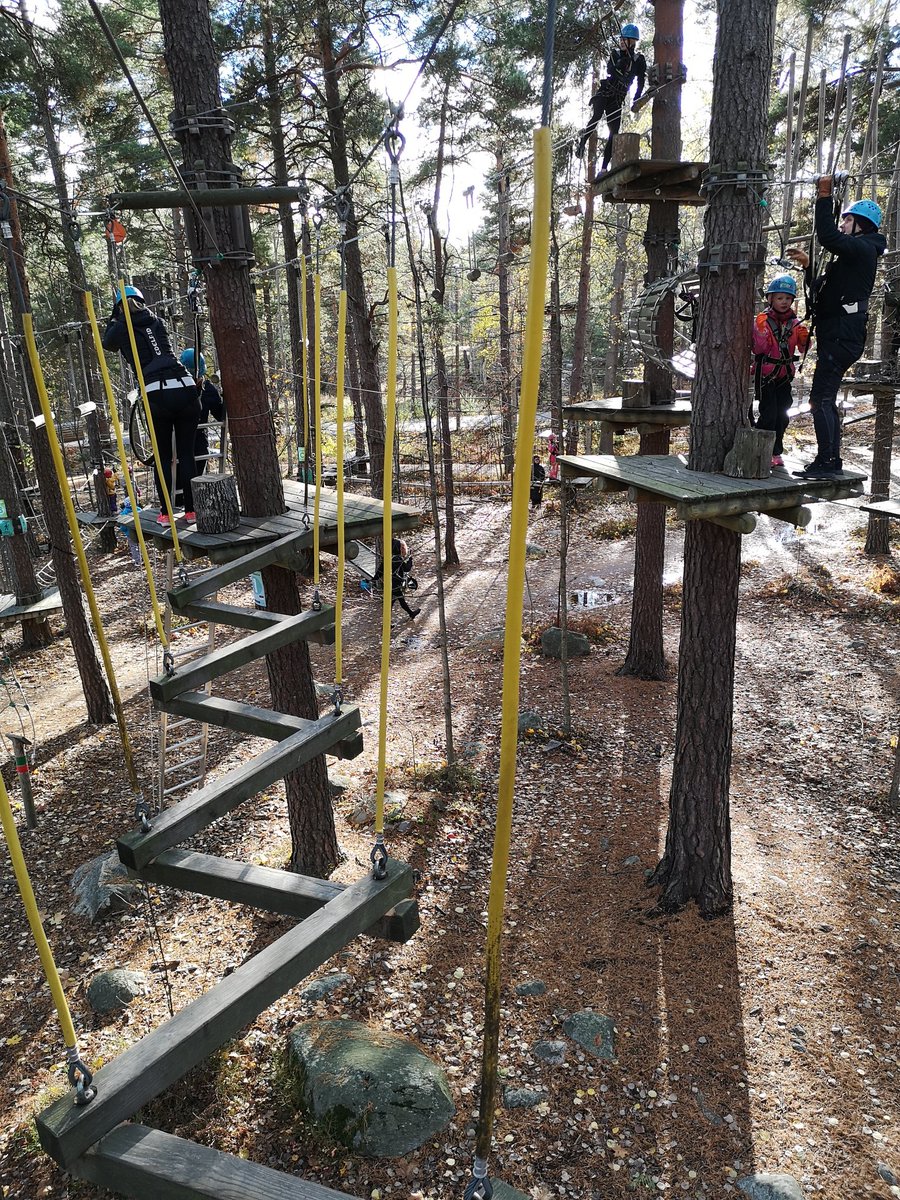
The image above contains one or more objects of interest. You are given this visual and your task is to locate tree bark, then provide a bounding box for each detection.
[864,395,893,555]
[496,156,515,475]
[158,0,337,874]
[603,205,630,397]
[569,56,600,449]
[650,0,777,916]
[0,111,111,716]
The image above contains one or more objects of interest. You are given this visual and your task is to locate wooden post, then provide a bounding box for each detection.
[192,473,240,533]
[722,429,774,479]
[610,132,641,169]
[9,734,35,829]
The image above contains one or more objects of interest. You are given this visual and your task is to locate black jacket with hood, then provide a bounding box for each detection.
[812,197,887,333]
[102,306,187,384]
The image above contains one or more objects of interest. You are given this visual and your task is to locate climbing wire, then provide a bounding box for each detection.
[312,209,324,612]
[298,181,312,509]
[371,121,406,884]
[333,190,351,713]
[0,190,139,792]
[466,0,557,1194]
[0,771,96,1106]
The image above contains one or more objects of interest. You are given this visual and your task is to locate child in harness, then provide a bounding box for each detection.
[751,275,809,468]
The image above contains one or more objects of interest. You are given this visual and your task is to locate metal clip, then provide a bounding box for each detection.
[331,686,343,716]
[135,796,153,833]
[311,588,322,612]
[162,648,175,677]
[370,840,388,880]
[67,1046,96,1106]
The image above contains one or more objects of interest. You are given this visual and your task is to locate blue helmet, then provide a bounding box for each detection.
[766,274,797,297]
[114,285,143,303]
[180,347,206,376]
[842,199,882,230]
[620,23,639,39]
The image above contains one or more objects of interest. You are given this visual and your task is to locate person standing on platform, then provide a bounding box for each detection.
[530,454,546,509]
[751,275,809,468]
[575,23,646,175]
[180,349,225,479]
[103,287,201,524]
[787,176,886,478]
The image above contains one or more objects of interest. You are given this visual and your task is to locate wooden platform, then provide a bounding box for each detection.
[559,452,866,533]
[0,587,62,625]
[563,397,692,430]
[120,479,420,564]
[861,500,900,519]
[593,159,707,205]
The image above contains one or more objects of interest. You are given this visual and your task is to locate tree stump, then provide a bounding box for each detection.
[722,429,774,479]
[622,379,650,408]
[192,473,240,533]
[610,132,641,169]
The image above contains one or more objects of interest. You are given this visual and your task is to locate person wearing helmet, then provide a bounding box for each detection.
[180,348,225,478]
[787,175,887,477]
[751,275,809,468]
[103,287,202,523]
[575,23,646,172]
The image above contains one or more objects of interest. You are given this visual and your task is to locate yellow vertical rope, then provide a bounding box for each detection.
[83,292,168,650]
[0,771,78,1048]
[300,254,310,481]
[374,265,399,840]
[117,280,184,561]
[475,124,552,1167]
[312,272,322,588]
[20,314,139,792]
[334,285,347,687]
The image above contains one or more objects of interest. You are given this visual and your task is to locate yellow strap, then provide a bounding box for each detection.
[334,285,347,687]
[312,272,322,586]
[0,771,77,1048]
[21,314,139,792]
[300,254,310,480]
[374,265,399,838]
[117,280,183,562]
[83,291,169,650]
[476,124,552,1161]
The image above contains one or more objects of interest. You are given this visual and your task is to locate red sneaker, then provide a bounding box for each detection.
[184,512,196,522]
[156,513,170,526]
[771,455,784,468]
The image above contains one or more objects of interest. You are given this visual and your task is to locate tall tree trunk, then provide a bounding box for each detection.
[315,0,385,497]
[496,156,515,475]
[346,320,366,459]
[0,114,112,719]
[299,205,316,480]
[548,209,563,437]
[619,0,684,682]
[603,205,630,398]
[569,56,601,451]
[158,0,337,876]
[650,0,777,916]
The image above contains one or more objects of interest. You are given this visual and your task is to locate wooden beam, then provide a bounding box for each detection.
[626,486,668,504]
[705,513,757,534]
[72,1124,362,1199]
[169,529,313,609]
[159,693,364,759]
[117,707,361,870]
[766,505,812,528]
[110,185,308,209]
[179,600,288,631]
[130,849,419,943]
[149,608,335,703]
[36,862,414,1167]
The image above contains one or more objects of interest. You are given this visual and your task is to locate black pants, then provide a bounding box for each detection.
[394,591,417,618]
[149,387,202,511]
[756,378,792,456]
[808,320,865,462]
[578,87,626,169]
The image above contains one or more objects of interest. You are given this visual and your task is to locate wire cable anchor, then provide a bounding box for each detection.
[66,1044,97,1106]
[370,837,388,881]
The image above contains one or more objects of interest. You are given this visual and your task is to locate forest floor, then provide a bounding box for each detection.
[0,414,899,1200]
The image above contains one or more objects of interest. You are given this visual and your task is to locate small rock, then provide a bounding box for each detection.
[469,627,506,652]
[525,542,548,559]
[694,1087,724,1127]
[736,1172,806,1200]
[532,1040,567,1065]
[515,981,546,997]
[383,791,408,821]
[562,1011,616,1061]
[623,855,640,868]
[347,802,375,828]
[327,774,352,798]
[518,710,546,737]
[877,1165,899,1187]
[87,968,147,1014]
[539,626,591,659]
[302,973,352,1001]
[502,1087,546,1110]
[395,820,413,834]
[71,852,141,922]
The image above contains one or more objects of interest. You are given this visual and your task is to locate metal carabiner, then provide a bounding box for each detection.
[370,841,388,881]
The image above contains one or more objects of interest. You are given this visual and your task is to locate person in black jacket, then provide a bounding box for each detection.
[102,287,202,523]
[373,538,420,620]
[576,23,646,173]
[179,349,225,478]
[530,455,546,508]
[788,176,887,478]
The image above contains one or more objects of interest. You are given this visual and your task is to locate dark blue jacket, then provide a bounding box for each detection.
[102,307,183,382]
[813,197,887,322]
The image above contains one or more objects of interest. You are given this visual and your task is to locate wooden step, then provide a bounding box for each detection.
[36,860,413,1167]
[150,607,335,704]
[117,706,361,870]
[132,849,419,943]
[159,692,363,759]
[168,527,312,610]
[72,1124,363,1199]
[180,599,288,631]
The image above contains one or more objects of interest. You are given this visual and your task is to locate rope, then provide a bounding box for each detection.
[312,216,323,611]
[0,772,96,1104]
[333,194,351,708]
[467,6,556,1194]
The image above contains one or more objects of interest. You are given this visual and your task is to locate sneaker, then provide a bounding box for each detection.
[409,607,420,618]
[803,459,841,478]
[792,457,822,477]
[771,455,784,468]
[156,513,170,526]
[184,511,196,522]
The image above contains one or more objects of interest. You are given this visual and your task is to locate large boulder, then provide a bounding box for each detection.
[737,1174,805,1200]
[540,626,590,659]
[71,852,141,922]
[288,1019,454,1157]
[87,968,147,1014]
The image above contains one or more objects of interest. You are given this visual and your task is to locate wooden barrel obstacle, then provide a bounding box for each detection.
[36,523,420,1200]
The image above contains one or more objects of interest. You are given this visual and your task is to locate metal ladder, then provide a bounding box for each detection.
[157,550,217,809]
